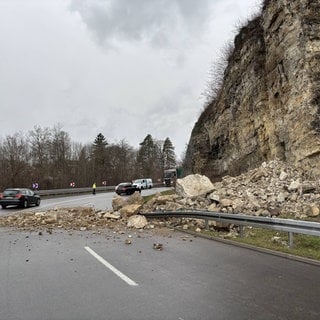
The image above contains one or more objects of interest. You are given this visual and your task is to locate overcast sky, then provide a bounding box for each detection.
[0,0,261,159]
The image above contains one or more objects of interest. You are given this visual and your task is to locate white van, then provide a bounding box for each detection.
[132,178,153,189]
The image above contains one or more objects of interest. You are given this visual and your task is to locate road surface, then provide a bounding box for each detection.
[0,187,169,216]
[0,191,320,319]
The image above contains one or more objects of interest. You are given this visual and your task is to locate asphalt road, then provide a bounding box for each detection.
[1,191,320,319]
[0,187,170,216]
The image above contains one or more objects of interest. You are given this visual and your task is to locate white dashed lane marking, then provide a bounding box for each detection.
[84,246,138,287]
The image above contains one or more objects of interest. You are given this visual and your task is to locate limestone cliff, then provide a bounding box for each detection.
[186,0,320,180]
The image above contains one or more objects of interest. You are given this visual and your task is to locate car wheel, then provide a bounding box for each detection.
[1,204,6,209]
[35,198,40,206]
[21,199,28,208]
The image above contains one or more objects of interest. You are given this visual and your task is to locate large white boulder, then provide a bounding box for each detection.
[127,215,148,229]
[176,174,214,198]
[119,204,142,217]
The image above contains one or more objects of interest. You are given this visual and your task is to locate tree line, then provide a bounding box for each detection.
[0,125,177,190]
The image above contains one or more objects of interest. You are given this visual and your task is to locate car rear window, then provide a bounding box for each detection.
[3,190,20,196]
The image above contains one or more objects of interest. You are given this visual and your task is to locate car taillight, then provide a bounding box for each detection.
[15,193,23,199]
[0,193,3,199]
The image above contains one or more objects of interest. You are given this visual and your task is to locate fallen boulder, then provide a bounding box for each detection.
[119,204,142,218]
[176,174,214,198]
[127,215,148,229]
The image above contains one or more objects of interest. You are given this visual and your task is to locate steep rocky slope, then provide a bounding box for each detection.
[186,0,320,180]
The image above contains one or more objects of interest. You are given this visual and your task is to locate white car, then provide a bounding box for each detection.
[132,178,153,189]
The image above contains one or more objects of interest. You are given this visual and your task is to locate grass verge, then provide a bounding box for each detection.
[202,227,320,261]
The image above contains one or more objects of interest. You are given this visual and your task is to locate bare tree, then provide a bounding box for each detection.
[49,124,71,188]
[107,140,137,185]
[69,142,93,187]
[29,125,52,188]
[1,132,31,187]
[201,41,234,107]
[0,125,177,189]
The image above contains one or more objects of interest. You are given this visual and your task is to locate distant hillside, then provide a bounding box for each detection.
[185,0,320,180]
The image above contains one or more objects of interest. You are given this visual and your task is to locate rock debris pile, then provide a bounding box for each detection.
[0,160,319,233]
[0,207,125,232]
[143,160,320,221]
[207,160,320,220]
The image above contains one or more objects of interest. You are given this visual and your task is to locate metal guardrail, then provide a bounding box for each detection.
[36,183,164,197]
[36,186,114,196]
[144,210,320,248]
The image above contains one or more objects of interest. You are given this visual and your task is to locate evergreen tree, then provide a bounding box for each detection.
[93,133,108,149]
[136,134,158,178]
[92,133,108,183]
[162,137,176,169]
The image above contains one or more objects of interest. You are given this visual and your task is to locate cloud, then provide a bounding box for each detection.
[69,0,212,49]
[0,0,262,161]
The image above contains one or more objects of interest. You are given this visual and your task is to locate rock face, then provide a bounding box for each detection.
[186,0,320,180]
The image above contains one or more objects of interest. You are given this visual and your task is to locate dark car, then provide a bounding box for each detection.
[0,188,41,208]
[115,182,140,196]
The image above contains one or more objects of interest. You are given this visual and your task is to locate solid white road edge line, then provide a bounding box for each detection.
[84,246,138,287]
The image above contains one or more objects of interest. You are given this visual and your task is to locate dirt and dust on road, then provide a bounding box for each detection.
[0,192,192,251]
[0,191,184,241]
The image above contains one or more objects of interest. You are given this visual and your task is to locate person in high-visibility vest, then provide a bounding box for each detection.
[92,182,96,195]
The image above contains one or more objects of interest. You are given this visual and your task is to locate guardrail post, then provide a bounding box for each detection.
[288,232,294,248]
[205,219,209,230]
[239,225,244,238]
